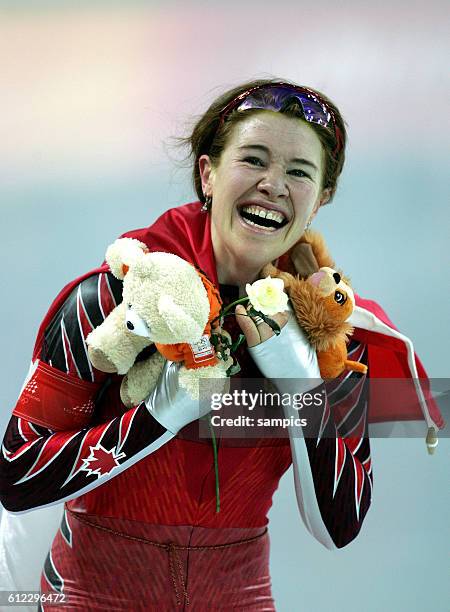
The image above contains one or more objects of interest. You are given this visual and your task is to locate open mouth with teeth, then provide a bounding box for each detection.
[238,204,288,231]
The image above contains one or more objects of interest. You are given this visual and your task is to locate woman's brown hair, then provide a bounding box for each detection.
[179,78,347,204]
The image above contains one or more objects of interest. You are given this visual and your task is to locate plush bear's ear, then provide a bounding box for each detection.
[105,238,149,280]
[158,294,204,342]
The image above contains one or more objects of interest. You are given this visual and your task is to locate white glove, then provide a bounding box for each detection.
[248,306,322,395]
[145,360,212,434]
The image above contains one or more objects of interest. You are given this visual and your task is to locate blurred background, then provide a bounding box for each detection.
[0,1,449,610]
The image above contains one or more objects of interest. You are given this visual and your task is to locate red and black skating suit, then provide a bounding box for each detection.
[0,203,443,611]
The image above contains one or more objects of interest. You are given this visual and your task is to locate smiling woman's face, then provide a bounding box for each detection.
[199,112,330,284]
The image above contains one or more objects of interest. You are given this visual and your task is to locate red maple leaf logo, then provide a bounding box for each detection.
[81,443,126,478]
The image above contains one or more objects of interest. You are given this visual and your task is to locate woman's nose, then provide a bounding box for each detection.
[257,166,288,199]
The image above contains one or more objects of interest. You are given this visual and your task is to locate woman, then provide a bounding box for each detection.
[0,79,442,610]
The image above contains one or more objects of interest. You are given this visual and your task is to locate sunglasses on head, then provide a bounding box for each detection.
[218,82,343,157]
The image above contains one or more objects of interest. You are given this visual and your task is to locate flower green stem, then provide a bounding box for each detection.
[210,297,250,327]
[208,414,220,513]
[221,296,249,317]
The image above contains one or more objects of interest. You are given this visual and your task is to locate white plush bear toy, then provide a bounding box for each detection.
[86,238,229,405]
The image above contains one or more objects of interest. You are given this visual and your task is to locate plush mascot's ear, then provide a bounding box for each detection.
[158,294,204,342]
[105,238,149,280]
[300,230,335,269]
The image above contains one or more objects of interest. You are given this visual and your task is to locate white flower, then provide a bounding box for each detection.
[245,276,289,316]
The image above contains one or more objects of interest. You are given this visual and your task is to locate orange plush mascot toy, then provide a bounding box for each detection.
[263,231,367,379]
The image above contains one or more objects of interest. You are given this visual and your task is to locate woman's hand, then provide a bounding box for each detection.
[146,360,214,434]
[235,303,322,393]
[234,304,289,347]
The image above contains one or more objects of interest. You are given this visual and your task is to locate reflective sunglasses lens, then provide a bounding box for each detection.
[298,94,331,126]
[236,86,331,127]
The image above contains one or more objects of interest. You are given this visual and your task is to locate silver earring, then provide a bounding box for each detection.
[201,195,212,212]
[304,220,312,231]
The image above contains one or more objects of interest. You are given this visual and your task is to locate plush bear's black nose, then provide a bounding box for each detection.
[126,321,135,331]
[333,272,341,284]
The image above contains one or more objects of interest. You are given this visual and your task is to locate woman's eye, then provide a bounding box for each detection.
[243,156,264,166]
[288,169,310,179]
